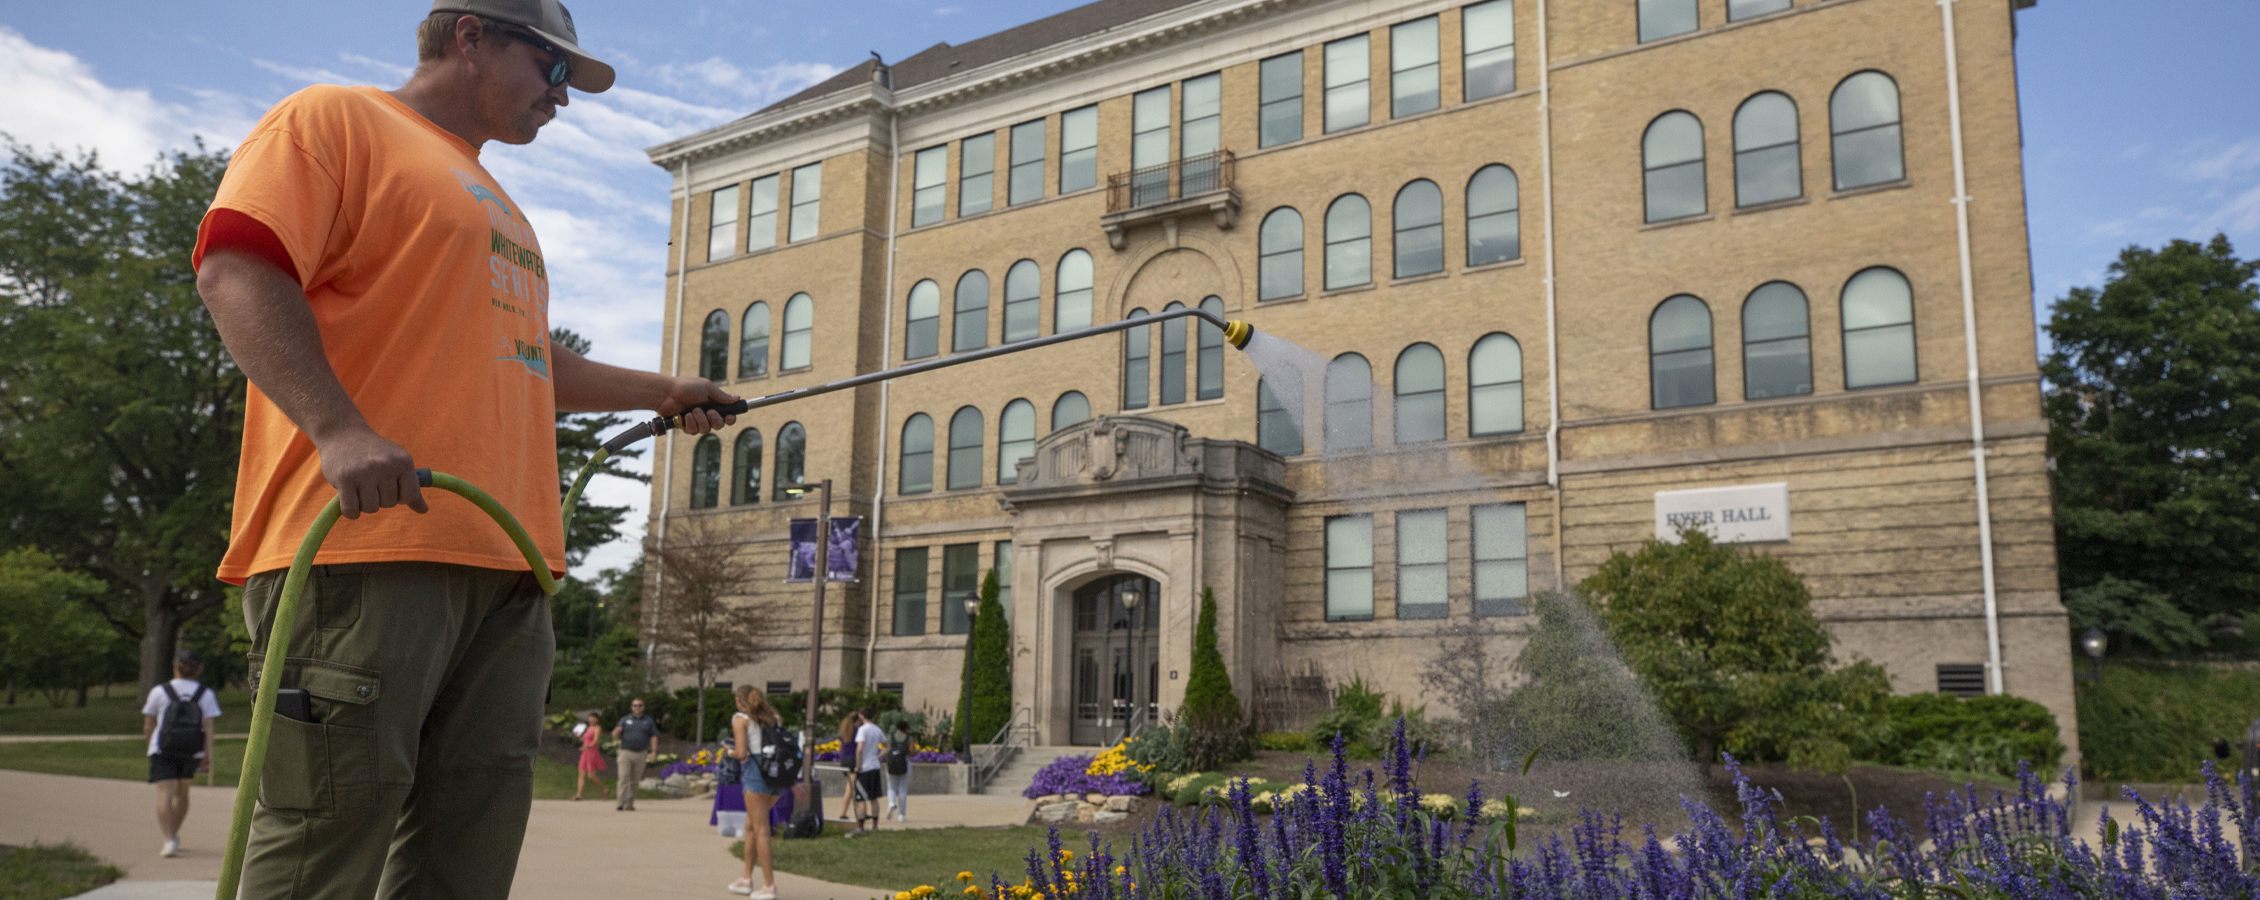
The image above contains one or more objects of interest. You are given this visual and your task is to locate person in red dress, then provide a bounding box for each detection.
[573,711,610,801]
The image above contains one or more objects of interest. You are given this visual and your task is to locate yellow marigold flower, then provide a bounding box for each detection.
[1114,865,1127,877]
[1057,850,1074,862]
[964,887,981,897]
[895,892,911,900]
[958,872,975,882]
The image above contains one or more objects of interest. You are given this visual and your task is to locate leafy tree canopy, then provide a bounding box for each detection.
[550,327,647,567]
[2044,234,2260,652]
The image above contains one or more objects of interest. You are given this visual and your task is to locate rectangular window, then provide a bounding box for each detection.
[1324,35,1371,133]
[1259,52,1304,148]
[875,682,902,697]
[1060,105,1098,194]
[706,184,738,262]
[1462,0,1515,101]
[788,162,821,241]
[767,681,794,696]
[1181,73,1222,194]
[746,174,779,251]
[1728,0,1791,21]
[1130,86,1171,207]
[1325,515,1375,621]
[1390,17,1440,118]
[941,543,979,635]
[893,547,929,636]
[1123,319,1150,410]
[1472,503,1528,616]
[1396,509,1448,619]
[912,146,946,227]
[994,540,1014,621]
[1639,0,1698,43]
[1009,119,1045,206]
[960,132,995,217]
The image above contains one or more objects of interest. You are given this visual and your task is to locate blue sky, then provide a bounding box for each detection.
[2,0,2252,574]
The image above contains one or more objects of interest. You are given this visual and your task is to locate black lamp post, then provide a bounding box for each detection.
[1121,583,1143,741]
[2079,627,2108,682]
[961,595,978,755]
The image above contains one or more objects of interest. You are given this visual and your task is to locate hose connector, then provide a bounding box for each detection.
[1223,320,1253,349]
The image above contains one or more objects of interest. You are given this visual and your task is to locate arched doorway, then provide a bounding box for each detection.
[1068,573,1160,746]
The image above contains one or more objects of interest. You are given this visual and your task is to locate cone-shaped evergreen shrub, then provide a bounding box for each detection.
[954,568,1013,748]
[1181,586,1240,721]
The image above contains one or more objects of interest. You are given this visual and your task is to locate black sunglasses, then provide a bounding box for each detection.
[488,23,572,88]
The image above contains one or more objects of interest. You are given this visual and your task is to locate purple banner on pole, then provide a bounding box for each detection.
[787,517,863,583]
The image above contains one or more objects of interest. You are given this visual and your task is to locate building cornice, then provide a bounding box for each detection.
[646,0,1319,169]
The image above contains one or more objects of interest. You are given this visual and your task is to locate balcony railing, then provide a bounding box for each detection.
[1099,150,1241,249]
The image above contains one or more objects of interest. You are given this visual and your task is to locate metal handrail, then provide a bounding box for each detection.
[1105,150,1237,214]
[969,705,1033,794]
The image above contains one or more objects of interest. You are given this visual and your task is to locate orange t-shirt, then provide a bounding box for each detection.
[196,85,563,583]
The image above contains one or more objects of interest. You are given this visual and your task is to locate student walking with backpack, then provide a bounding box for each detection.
[882,718,912,822]
[141,648,222,858]
[729,685,794,898]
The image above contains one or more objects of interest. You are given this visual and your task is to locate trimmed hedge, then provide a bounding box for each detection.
[1867,692,2065,778]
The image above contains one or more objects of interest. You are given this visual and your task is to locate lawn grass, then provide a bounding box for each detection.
[0,843,124,900]
[727,826,1081,893]
[0,738,655,801]
[0,687,256,736]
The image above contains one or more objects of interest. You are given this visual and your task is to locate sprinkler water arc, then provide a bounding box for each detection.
[217,305,1259,900]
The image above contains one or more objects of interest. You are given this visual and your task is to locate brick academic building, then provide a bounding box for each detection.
[641,0,2070,754]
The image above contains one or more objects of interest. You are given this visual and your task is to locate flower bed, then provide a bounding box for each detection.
[989,721,2259,899]
[810,738,959,764]
[1022,752,1148,799]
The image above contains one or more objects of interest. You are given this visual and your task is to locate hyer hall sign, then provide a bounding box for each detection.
[1653,482,1791,544]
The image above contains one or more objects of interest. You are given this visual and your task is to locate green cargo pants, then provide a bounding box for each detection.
[241,561,552,899]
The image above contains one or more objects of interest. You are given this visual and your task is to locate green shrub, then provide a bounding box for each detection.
[1181,587,1242,722]
[1257,732,1316,752]
[953,569,1013,749]
[1124,724,1185,772]
[1305,677,1434,758]
[2077,660,2260,783]
[1172,771,1230,806]
[1867,693,2064,777]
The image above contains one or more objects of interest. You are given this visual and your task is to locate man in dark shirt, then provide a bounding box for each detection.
[611,698,659,810]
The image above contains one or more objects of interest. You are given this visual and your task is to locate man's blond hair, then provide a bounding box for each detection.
[416,12,482,63]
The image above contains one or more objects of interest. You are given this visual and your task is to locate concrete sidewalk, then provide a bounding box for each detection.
[2,768,1028,899]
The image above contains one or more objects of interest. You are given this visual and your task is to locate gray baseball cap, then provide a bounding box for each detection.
[431,0,616,93]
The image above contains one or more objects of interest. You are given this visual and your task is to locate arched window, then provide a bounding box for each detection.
[1159,302,1188,405]
[1742,282,1812,400]
[739,301,770,377]
[1003,260,1040,343]
[1650,295,1715,409]
[1733,92,1801,207]
[1052,391,1091,430]
[1466,165,1519,266]
[1324,194,1372,290]
[1256,378,1304,456]
[1122,307,1150,410]
[1842,267,1917,388]
[953,270,989,352]
[730,428,763,505]
[690,433,721,508]
[1393,180,1445,278]
[781,294,813,370]
[899,414,933,495]
[1324,353,1373,452]
[1638,0,1697,42]
[1831,72,1904,190]
[1258,208,1304,300]
[699,310,729,381]
[1468,333,1523,435]
[998,399,1035,485]
[1055,250,1093,332]
[771,422,805,501]
[947,406,983,490]
[905,280,941,360]
[1197,296,1225,401]
[1643,112,1706,223]
[1394,343,1446,444]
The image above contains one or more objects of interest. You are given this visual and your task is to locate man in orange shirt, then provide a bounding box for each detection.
[193,2,732,895]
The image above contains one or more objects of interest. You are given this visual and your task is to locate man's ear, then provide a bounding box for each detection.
[453,15,489,63]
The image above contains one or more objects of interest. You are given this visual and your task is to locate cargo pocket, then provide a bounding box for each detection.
[248,654,380,815]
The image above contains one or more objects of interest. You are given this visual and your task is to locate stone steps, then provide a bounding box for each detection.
[975,745,1087,796]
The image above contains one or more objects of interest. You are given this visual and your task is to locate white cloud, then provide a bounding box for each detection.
[643,58,840,107]
[0,26,252,164]
[2182,135,2260,182]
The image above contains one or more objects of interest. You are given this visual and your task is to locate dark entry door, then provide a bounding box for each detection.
[1067,574,1160,746]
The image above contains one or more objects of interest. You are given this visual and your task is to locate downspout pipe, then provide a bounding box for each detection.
[867,69,902,689]
[1538,0,1565,589]
[650,156,693,662]
[1939,0,2005,695]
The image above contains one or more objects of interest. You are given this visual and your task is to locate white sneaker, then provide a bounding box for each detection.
[750,887,777,900]
[727,878,753,895]
[161,837,180,858]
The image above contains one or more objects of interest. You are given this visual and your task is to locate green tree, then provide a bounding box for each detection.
[0,141,242,691]
[549,328,647,566]
[1580,529,1890,770]
[0,547,115,706]
[954,568,1011,749]
[2044,235,2260,651]
[1487,592,1688,764]
[1180,586,1240,722]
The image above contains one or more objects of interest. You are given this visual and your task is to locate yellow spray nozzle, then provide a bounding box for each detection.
[1223,320,1253,349]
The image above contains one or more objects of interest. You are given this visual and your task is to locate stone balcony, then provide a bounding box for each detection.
[1100,150,1240,250]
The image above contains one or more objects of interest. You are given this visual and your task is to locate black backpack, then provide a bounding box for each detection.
[885,737,910,775]
[756,724,803,789]
[157,683,209,755]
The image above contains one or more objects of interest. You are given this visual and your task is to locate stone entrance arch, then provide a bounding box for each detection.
[999,416,1293,745]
